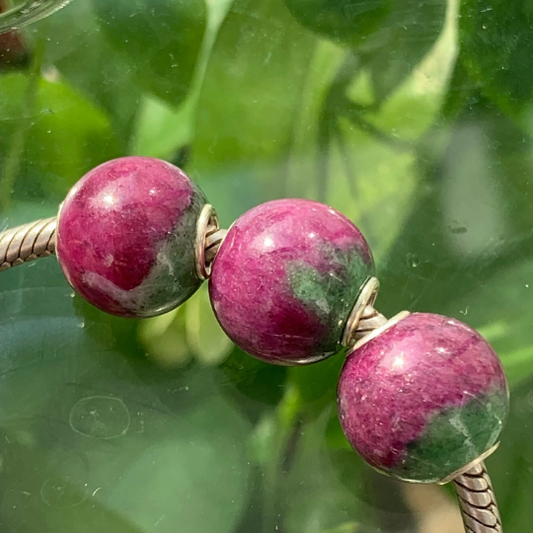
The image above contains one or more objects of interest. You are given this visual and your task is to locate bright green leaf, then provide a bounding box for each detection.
[134,95,194,159]
[288,352,344,408]
[0,73,121,203]
[138,308,192,368]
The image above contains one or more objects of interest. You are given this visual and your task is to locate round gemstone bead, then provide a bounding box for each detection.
[56,157,208,317]
[338,313,509,483]
[209,199,375,364]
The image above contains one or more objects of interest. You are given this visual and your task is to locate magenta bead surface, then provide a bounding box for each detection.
[56,157,207,317]
[338,313,509,483]
[209,199,375,364]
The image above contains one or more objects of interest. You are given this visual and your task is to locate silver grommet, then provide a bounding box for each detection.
[195,204,219,281]
[341,277,381,347]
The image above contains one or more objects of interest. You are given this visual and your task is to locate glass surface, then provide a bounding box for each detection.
[1,0,533,532]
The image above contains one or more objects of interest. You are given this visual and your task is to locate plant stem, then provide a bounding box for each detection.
[262,383,301,533]
[315,52,360,202]
[340,98,413,152]
[0,39,44,210]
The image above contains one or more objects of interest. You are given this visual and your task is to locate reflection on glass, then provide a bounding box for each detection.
[0,0,72,33]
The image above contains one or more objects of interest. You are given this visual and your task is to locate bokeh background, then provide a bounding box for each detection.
[1,0,533,531]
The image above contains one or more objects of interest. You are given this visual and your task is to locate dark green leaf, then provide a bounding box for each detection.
[133,0,234,160]
[360,0,448,102]
[28,0,142,146]
[283,0,447,102]
[220,347,287,415]
[283,0,390,48]
[92,0,206,107]
[460,0,533,126]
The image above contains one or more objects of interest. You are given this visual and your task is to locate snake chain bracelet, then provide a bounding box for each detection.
[1,156,506,533]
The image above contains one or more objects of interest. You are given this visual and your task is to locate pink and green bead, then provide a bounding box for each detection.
[56,157,208,317]
[209,199,376,364]
[338,313,509,483]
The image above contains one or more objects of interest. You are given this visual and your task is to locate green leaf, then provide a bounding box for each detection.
[134,95,194,159]
[220,347,287,410]
[0,220,251,533]
[138,308,192,368]
[285,36,456,260]
[185,284,233,365]
[92,0,206,108]
[133,0,234,160]
[288,352,345,408]
[139,285,233,369]
[439,102,533,255]
[281,0,447,101]
[460,0,533,129]
[192,0,316,198]
[60,392,250,533]
[27,0,142,146]
[452,258,533,388]
[282,0,390,48]
[2,442,144,533]
[2,388,251,533]
[375,94,533,321]
[360,0,448,102]
[283,409,377,533]
[0,73,121,203]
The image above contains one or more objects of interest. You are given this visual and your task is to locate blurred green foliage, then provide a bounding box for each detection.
[1,0,533,531]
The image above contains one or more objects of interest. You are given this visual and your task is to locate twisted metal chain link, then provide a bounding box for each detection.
[352,304,388,340]
[454,461,503,533]
[0,217,57,271]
